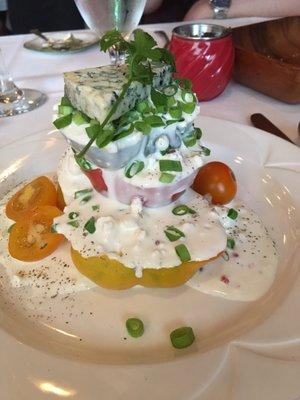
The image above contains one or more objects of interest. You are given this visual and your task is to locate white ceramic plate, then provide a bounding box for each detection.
[0,116,299,399]
[23,31,98,54]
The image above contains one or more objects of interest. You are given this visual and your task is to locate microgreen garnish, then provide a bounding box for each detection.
[164,226,185,242]
[175,244,191,262]
[172,205,196,216]
[159,160,182,172]
[74,28,177,166]
[227,208,238,220]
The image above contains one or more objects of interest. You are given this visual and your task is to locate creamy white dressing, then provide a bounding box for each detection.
[0,197,95,298]
[54,189,227,273]
[186,201,278,301]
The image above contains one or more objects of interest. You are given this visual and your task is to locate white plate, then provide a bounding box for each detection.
[0,116,299,399]
[23,31,98,54]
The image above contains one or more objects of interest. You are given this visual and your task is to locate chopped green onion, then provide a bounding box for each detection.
[84,217,96,234]
[60,96,72,106]
[195,127,202,139]
[179,101,196,114]
[75,155,92,171]
[175,244,191,262]
[151,87,168,107]
[90,119,100,126]
[134,121,151,135]
[68,211,79,220]
[159,160,182,172]
[92,205,100,211]
[125,160,145,178]
[162,84,178,97]
[159,172,175,183]
[172,205,196,216]
[169,107,182,120]
[74,188,93,199]
[167,97,176,107]
[86,123,101,139]
[113,124,134,142]
[222,251,230,261]
[80,195,92,204]
[126,318,144,338]
[181,91,194,103]
[155,105,167,114]
[136,101,149,113]
[164,226,185,242]
[72,111,90,125]
[170,326,195,349]
[58,105,73,116]
[227,238,235,249]
[227,208,238,220]
[119,110,140,126]
[166,119,182,126]
[7,223,16,233]
[50,223,57,233]
[183,133,197,148]
[143,115,165,127]
[53,114,72,129]
[68,220,79,228]
[96,129,114,148]
[201,146,211,156]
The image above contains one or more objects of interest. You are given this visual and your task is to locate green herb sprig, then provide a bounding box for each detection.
[75,29,176,166]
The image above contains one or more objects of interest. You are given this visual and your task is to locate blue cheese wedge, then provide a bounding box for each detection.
[64,63,172,123]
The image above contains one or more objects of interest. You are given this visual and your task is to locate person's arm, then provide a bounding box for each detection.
[184,0,300,20]
[144,0,163,14]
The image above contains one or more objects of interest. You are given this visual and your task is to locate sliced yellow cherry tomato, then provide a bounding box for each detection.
[8,206,64,262]
[6,176,57,221]
[71,248,219,290]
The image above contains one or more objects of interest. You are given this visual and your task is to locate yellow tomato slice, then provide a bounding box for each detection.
[71,248,218,289]
[8,206,64,262]
[6,176,57,221]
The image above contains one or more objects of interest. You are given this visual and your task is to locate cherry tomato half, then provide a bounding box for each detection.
[192,161,237,205]
[8,206,64,262]
[6,176,57,221]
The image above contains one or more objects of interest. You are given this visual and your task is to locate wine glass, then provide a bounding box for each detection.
[0,48,47,118]
[74,0,147,64]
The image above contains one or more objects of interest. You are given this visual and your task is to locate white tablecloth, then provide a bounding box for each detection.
[0,18,299,147]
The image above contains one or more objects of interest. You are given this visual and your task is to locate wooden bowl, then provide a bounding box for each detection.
[232,17,300,104]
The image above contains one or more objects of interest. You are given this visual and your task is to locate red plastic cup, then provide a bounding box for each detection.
[169,23,234,101]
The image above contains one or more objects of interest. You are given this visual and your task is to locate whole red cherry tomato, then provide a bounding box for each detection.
[192,161,237,205]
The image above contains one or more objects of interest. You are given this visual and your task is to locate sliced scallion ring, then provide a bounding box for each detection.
[67,220,79,228]
[134,121,151,135]
[84,217,96,234]
[169,107,182,120]
[74,188,93,199]
[159,159,182,172]
[162,84,178,97]
[159,172,175,183]
[125,160,145,178]
[195,127,202,139]
[60,96,72,107]
[170,326,195,349]
[164,226,185,242]
[227,208,238,220]
[172,205,196,216]
[92,205,100,211]
[58,104,73,116]
[68,211,79,220]
[227,238,235,249]
[144,115,165,127]
[126,318,144,338]
[75,156,92,171]
[80,195,92,204]
[222,251,230,261]
[201,146,211,156]
[183,133,197,148]
[179,101,196,115]
[175,244,191,262]
[53,114,72,129]
[72,111,90,125]
[181,91,194,103]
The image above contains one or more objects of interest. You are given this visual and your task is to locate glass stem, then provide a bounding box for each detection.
[0,48,23,103]
[108,44,125,65]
